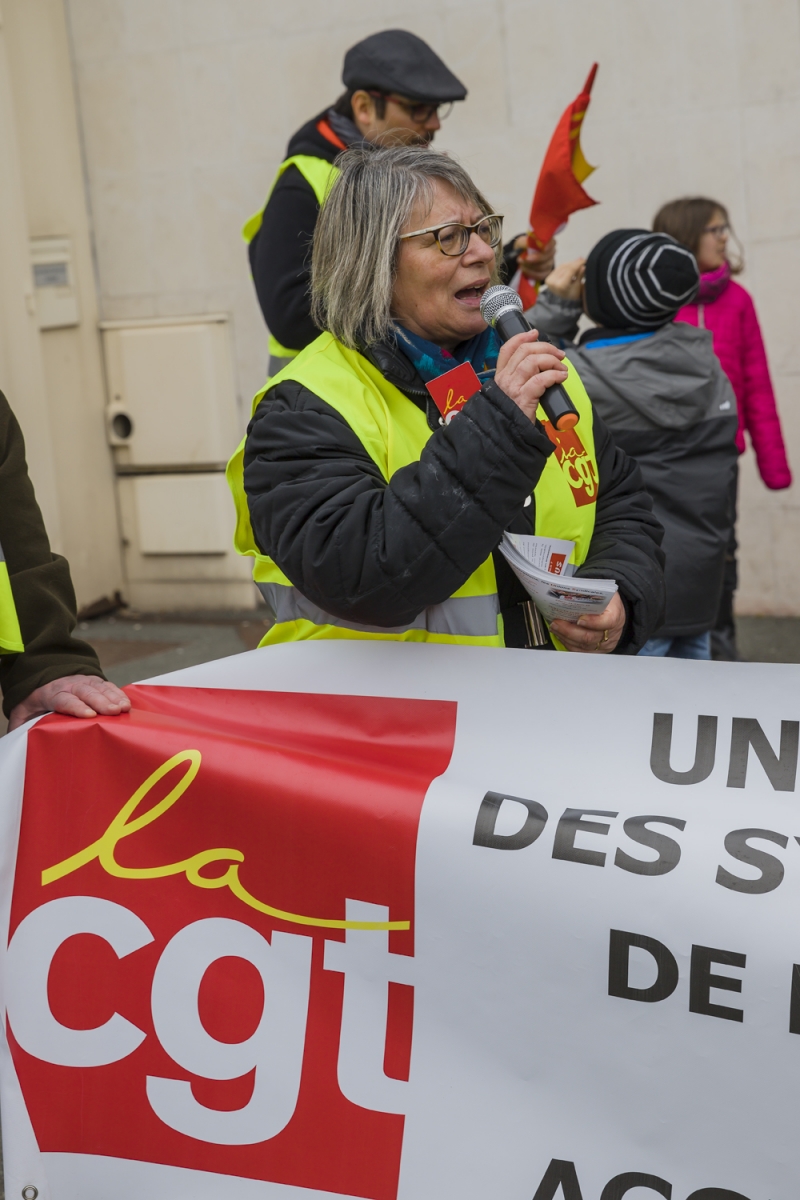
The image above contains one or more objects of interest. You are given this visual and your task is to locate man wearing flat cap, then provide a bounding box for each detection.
[244,29,467,374]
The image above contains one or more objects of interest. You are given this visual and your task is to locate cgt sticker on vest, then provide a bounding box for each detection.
[425,362,482,424]
[543,418,598,506]
[5,686,457,1200]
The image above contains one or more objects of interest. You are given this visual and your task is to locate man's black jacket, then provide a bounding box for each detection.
[249,114,340,350]
[243,338,666,651]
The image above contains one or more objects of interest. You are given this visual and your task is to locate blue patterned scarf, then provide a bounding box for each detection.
[393,324,500,384]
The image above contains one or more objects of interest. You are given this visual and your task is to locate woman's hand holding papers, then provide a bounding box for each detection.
[550,591,626,653]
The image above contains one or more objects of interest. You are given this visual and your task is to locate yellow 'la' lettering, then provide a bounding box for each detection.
[42,750,409,932]
[442,387,464,416]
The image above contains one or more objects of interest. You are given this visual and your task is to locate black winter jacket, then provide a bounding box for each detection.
[248,114,341,350]
[243,337,666,652]
[529,291,739,637]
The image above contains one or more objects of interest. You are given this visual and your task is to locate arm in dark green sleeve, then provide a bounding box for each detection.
[0,392,104,717]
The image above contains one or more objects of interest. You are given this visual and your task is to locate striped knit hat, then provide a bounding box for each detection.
[584,229,699,330]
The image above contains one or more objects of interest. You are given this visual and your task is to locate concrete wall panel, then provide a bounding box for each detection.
[65,0,800,614]
[3,0,124,605]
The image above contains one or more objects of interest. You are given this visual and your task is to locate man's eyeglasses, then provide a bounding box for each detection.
[369,91,454,124]
[399,214,504,257]
[703,223,729,237]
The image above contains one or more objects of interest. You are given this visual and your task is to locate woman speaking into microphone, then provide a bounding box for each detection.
[229,146,664,653]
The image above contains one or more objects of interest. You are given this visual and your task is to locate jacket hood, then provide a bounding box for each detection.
[574,322,733,431]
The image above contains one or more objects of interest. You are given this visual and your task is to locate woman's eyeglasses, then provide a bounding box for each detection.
[703,223,729,238]
[398,214,504,257]
[369,92,454,124]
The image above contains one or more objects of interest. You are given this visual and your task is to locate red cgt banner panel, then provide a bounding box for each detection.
[7,686,457,1200]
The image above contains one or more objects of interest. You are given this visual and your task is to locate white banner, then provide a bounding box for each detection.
[0,641,798,1200]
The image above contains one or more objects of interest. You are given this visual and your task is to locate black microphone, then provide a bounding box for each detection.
[480,285,579,431]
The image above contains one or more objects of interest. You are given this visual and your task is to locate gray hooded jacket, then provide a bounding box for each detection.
[529,291,739,637]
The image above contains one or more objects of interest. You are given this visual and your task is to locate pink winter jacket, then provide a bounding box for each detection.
[675,279,792,489]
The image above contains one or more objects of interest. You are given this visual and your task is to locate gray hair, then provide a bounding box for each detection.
[311,145,498,349]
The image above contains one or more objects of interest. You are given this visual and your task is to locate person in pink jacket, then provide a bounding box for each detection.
[653,196,792,660]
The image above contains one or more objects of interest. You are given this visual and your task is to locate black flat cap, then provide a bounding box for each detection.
[342,29,467,103]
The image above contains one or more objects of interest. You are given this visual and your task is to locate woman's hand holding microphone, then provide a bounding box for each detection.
[494,330,568,424]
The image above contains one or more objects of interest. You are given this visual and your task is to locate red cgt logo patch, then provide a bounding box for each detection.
[425,362,482,424]
[543,419,598,507]
[6,686,457,1200]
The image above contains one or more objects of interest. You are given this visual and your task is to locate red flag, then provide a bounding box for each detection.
[517,64,599,309]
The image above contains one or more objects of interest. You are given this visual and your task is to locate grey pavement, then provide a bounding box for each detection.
[77,610,273,685]
[735,616,800,664]
[75,614,800,684]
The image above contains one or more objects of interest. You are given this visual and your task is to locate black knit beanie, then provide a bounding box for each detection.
[584,229,699,330]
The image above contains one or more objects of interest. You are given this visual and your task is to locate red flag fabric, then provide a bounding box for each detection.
[529,63,599,248]
[516,64,599,309]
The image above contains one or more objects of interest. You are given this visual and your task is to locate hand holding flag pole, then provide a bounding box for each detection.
[516,63,599,311]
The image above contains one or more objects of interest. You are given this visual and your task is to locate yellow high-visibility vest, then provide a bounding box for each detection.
[0,540,23,654]
[242,155,341,362]
[227,333,599,650]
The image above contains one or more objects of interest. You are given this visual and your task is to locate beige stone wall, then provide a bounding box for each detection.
[0,0,123,607]
[63,0,800,614]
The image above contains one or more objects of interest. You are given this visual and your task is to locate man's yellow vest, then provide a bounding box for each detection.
[0,541,23,654]
[242,155,341,362]
[227,333,600,651]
